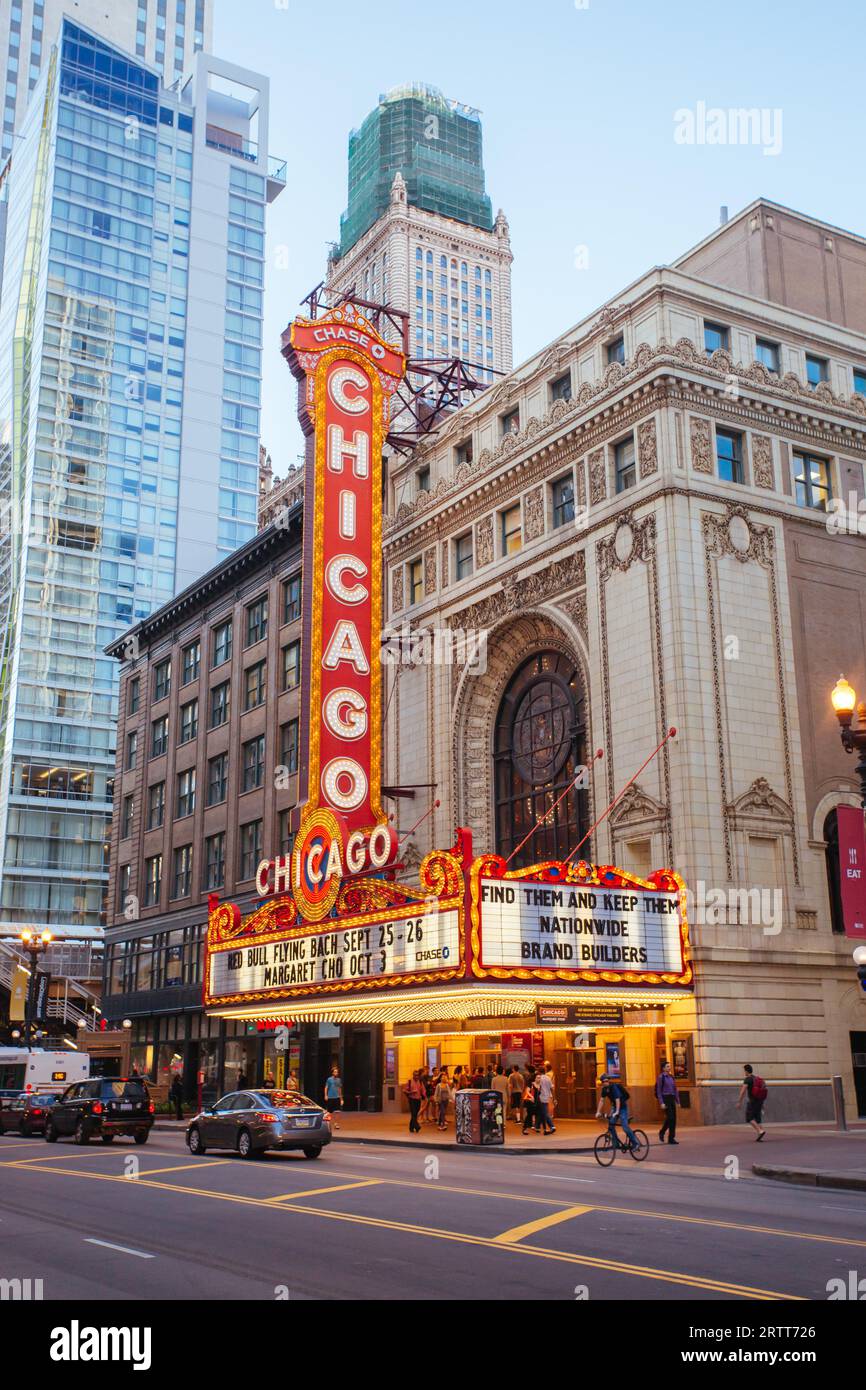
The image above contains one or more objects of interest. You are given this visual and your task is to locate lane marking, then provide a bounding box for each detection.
[136,1161,231,1177]
[2,1149,181,1164]
[10,1155,866,1251]
[84,1237,155,1260]
[3,1161,801,1299]
[530,1173,595,1184]
[266,1179,382,1203]
[495,1205,593,1244]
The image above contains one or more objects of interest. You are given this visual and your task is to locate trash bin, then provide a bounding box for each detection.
[455,1089,506,1146]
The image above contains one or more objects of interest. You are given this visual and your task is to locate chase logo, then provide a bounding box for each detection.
[50,1321,152,1372]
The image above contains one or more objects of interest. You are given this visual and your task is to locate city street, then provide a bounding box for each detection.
[2,1128,865,1301]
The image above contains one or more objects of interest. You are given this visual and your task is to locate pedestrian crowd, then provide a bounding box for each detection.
[402,1062,560,1134]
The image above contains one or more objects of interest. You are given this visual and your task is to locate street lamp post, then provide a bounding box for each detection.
[831,676,866,807]
[19,929,53,1051]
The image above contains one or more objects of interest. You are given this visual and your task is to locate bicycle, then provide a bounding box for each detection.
[593,1115,649,1166]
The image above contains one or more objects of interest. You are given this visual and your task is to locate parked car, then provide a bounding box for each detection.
[186,1089,332,1160]
[45,1077,154,1145]
[0,1091,61,1136]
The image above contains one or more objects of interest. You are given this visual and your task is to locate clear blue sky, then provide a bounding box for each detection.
[213,0,866,470]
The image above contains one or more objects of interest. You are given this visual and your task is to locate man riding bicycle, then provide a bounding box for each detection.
[597,1073,642,1151]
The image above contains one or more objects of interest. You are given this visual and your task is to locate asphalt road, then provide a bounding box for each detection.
[1,1127,865,1302]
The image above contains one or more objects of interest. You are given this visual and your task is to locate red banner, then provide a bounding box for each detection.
[838,804,866,939]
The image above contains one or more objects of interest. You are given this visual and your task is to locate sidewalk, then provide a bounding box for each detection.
[154,1110,866,1185]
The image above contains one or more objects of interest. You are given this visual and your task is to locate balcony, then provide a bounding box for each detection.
[267,154,286,204]
[205,123,258,162]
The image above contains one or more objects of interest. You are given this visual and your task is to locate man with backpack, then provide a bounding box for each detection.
[738,1063,767,1141]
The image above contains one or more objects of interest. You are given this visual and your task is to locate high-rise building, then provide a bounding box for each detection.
[0,0,214,163]
[326,84,513,378]
[0,18,284,938]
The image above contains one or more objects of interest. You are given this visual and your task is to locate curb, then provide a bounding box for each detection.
[752,1163,866,1193]
[152,1121,593,1154]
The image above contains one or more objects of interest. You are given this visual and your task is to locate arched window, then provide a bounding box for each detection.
[493,651,588,867]
[824,809,846,934]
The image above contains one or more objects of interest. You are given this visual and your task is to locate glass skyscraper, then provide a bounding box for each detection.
[0,19,283,937]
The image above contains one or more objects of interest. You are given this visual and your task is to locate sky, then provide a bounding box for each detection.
[213,0,866,472]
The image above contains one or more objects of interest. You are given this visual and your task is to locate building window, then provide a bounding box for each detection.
[280,719,299,775]
[148,781,166,830]
[805,354,829,387]
[793,451,831,510]
[716,429,744,484]
[501,504,522,556]
[242,735,265,792]
[454,531,473,581]
[179,699,198,743]
[854,367,866,396]
[455,438,473,467]
[606,337,625,366]
[118,863,131,911]
[755,338,780,373]
[172,845,192,899]
[823,810,845,935]
[494,652,587,867]
[153,658,171,702]
[121,795,134,839]
[282,573,301,624]
[128,677,140,714]
[204,832,226,891]
[550,373,571,403]
[244,661,266,711]
[416,466,430,495]
[282,641,300,692]
[176,768,196,818]
[207,753,228,806]
[212,619,232,668]
[704,321,730,354]
[501,408,519,436]
[278,809,293,857]
[246,595,268,646]
[552,474,575,529]
[408,558,423,606]
[144,854,163,908]
[151,716,169,758]
[239,820,262,880]
[126,730,138,770]
[181,640,200,685]
[614,437,636,493]
[210,681,230,729]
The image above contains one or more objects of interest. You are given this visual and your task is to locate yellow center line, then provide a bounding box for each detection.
[2,1160,801,1300]
[266,1178,382,1203]
[494,1205,593,1244]
[137,1161,231,1177]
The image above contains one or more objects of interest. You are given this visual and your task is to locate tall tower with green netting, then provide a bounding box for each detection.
[327,83,513,379]
[340,83,493,257]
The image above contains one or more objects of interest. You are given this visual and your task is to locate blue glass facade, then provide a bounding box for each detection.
[0,21,278,933]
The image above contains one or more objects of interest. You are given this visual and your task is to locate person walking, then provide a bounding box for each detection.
[169,1074,183,1121]
[738,1063,767,1140]
[655,1060,680,1144]
[404,1070,424,1133]
[536,1062,556,1134]
[491,1064,510,1115]
[434,1071,452,1130]
[324,1066,343,1129]
[508,1065,524,1123]
[237,1069,248,1091]
[522,1066,538,1135]
[599,1073,641,1150]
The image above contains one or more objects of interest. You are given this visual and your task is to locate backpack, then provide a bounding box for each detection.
[615,1084,630,1103]
[751,1075,768,1103]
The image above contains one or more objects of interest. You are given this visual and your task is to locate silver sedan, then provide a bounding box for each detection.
[186,1090,332,1160]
